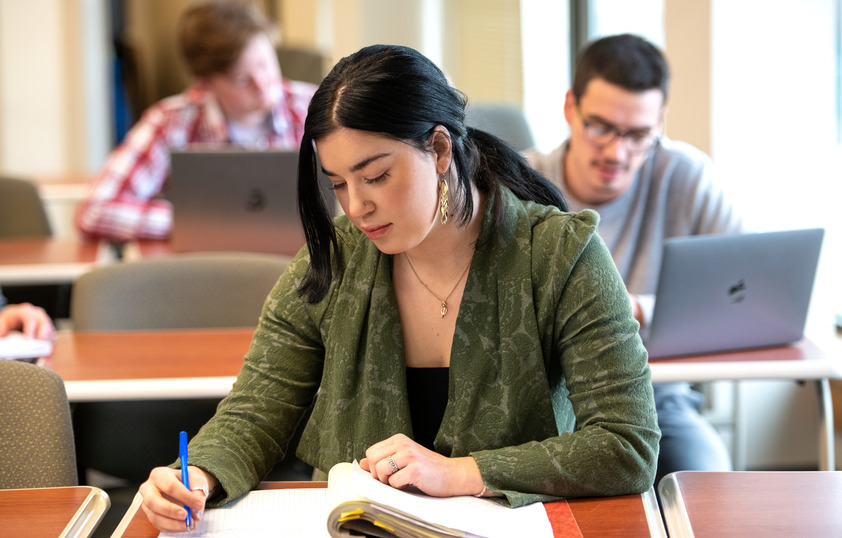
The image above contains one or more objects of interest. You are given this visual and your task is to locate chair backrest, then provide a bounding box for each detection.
[0,360,78,488]
[0,176,52,238]
[69,252,294,484]
[464,104,536,152]
[276,46,326,84]
[71,252,290,331]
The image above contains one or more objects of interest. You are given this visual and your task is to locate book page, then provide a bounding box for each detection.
[347,461,554,538]
[158,488,331,538]
[0,332,52,360]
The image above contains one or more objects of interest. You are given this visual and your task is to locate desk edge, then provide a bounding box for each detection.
[657,473,694,538]
[60,486,111,538]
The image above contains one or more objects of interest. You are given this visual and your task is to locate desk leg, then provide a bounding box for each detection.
[816,378,836,471]
[733,381,747,471]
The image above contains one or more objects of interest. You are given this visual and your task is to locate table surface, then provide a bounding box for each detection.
[42,328,254,401]
[0,237,112,285]
[42,328,840,402]
[0,486,110,538]
[114,481,665,537]
[647,337,841,383]
[658,470,842,537]
[125,237,304,259]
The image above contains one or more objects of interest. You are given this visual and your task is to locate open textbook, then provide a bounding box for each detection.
[325,461,552,537]
[160,461,553,537]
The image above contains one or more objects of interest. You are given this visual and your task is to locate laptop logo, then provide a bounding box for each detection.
[728,279,747,303]
[245,188,267,212]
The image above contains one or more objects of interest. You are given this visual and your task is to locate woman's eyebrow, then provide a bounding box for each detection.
[321,152,391,177]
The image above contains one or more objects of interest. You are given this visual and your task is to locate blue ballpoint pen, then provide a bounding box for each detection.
[179,431,192,529]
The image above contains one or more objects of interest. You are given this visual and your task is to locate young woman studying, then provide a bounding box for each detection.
[138,44,660,532]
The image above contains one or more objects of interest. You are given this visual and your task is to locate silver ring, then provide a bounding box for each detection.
[387,455,399,474]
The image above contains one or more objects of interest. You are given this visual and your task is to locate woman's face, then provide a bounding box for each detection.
[316,127,450,254]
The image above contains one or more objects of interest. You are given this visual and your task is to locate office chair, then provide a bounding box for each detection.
[0,360,78,488]
[0,176,52,238]
[464,103,536,152]
[276,46,326,84]
[0,175,71,319]
[69,252,311,485]
[71,252,289,331]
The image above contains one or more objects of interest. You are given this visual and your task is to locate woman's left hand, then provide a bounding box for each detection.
[360,433,487,497]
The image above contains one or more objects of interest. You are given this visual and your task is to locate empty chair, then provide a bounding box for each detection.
[71,252,289,331]
[0,360,78,488]
[0,176,52,238]
[69,252,306,486]
[0,175,71,319]
[276,46,326,84]
[464,103,536,152]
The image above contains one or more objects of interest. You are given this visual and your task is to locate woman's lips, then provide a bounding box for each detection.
[361,223,391,240]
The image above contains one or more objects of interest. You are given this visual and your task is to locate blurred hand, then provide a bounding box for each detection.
[0,302,55,340]
[628,293,645,327]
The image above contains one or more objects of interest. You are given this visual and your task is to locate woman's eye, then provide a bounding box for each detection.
[365,172,390,184]
[329,182,345,191]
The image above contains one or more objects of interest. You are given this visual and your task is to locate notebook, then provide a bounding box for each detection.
[166,148,335,255]
[644,228,824,359]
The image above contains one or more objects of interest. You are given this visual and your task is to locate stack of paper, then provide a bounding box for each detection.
[0,332,52,360]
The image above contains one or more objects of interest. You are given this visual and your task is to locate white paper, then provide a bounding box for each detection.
[158,488,331,538]
[158,462,552,538]
[349,462,553,538]
[0,332,52,359]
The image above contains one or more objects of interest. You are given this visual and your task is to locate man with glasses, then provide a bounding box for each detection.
[528,33,742,487]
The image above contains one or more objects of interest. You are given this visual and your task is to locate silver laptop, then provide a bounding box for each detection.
[645,228,824,359]
[167,149,335,256]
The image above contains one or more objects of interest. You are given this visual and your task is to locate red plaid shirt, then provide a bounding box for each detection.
[76,79,316,241]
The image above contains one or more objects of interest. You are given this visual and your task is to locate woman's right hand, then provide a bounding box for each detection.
[138,466,217,532]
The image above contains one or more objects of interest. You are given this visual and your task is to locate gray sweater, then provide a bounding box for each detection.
[527,138,743,326]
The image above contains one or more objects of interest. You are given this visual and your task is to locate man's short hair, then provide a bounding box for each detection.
[178,0,280,78]
[572,34,670,104]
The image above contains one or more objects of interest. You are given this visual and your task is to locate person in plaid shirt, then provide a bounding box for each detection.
[76,0,317,242]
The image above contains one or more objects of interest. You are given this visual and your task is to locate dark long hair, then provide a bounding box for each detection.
[297,44,565,303]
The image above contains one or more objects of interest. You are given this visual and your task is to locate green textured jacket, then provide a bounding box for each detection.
[187,186,660,508]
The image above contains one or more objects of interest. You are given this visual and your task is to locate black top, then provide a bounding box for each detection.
[405,367,449,451]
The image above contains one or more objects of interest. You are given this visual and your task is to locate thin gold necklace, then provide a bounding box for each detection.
[403,252,472,317]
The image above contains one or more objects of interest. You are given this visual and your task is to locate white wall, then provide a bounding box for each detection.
[710,0,841,470]
[0,0,110,176]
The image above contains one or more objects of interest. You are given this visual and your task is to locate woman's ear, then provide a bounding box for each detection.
[430,125,452,174]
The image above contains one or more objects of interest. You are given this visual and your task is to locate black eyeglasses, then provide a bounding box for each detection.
[579,112,661,154]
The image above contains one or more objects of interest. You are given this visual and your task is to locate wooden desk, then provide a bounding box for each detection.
[648,339,841,471]
[647,338,840,384]
[33,173,89,203]
[113,482,665,537]
[41,328,253,401]
[43,329,839,468]
[0,486,110,538]
[124,238,304,260]
[658,471,842,537]
[0,237,114,285]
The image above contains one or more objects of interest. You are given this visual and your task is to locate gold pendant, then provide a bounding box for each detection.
[440,301,448,317]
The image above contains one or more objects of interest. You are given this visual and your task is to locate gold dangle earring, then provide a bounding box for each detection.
[438,175,449,224]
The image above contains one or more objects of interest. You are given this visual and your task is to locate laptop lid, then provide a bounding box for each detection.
[166,149,335,256]
[645,228,824,359]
